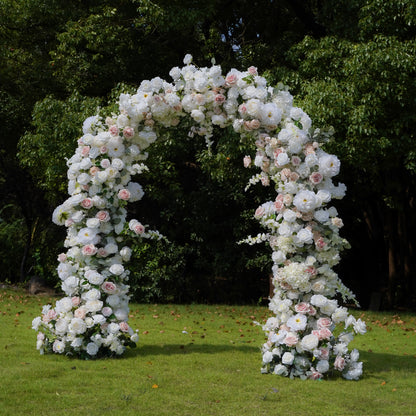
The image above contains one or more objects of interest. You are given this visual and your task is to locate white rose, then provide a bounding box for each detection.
[262,350,274,364]
[316,359,329,373]
[300,334,319,351]
[273,364,288,376]
[282,352,295,365]
[109,264,124,276]
[86,342,99,356]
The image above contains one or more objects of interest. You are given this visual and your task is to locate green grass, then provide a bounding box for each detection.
[0,288,415,416]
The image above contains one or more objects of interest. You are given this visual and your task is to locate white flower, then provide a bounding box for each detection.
[353,318,366,335]
[55,319,69,335]
[55,297,73,314]
[282,352,295,365]
[272,250,286,264]
[294,228,313,245]
[85,270,104,285]
[183,54,193,64]
[310,294,328,308]
[300,334,319,351]
[52,339,66,353]
[191,109,205,123]
[318,154,340,177]
[262,350,274,364]
[69,317,87,334]
[85,299,103,313]
[109,264,124,276]
[32,317,42,331]
[260,102,282,126]
[82,115,100,134]
[77,228,99,245]
[127,182,144,202]
[316,359,329,373]
[293,190,319,213]
[273,364,289,376]
[343,361,363,380]
[108,322,120,334]
[86,342,99,356]
[287,314,307,331]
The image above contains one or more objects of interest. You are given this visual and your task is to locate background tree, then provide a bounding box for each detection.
[1,0,415,307]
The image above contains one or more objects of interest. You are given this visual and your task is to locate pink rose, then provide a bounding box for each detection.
[249,119,261,130]
[309,369,323,380]
[42,309,57,323]
[260,175,270,186]
[89,166,100,176]
[248,66,258,76]
[97,247,108,257]
[72,297,81,307]
[96,210,110,222]
[319,328,332,340]
[118,189,131,201]
[123,126,134,139]
[81,146,90,157]
[238,104,247,115]
[254,206,265,218]
[284,332,299,347]
[317,317,332,329]
[214,94,226,104]
[81,198,93,209]
[74,308,86,319]
[317,347,330,360]
[100,146,108,154]
[309,172,323,185]
[109,125,119,136]
[133,222,145,235]
[119,322,129,332]
[295,302,311,314]
[243,156,251,168]
[82,244,97,256]
[57,253,67,262]
[291,156,301,166]
[334,355,346,371]
[225,73,238,86]
[102,281,117,294]
[315,237,327,250]
[65,219,74,227]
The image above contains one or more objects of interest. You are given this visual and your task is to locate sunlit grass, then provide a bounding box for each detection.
[0,288,415,415]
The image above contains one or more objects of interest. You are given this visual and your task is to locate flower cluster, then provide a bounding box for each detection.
[239,95,366,379]
[33,55,365,371]
[31,113,162,357]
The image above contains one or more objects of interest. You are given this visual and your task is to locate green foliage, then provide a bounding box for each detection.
[128,239,188,303]
[17,93,102,203]
[0,205,27,282]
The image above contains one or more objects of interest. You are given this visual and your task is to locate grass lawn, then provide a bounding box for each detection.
[0,287,415,416]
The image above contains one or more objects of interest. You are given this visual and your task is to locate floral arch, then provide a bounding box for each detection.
[32,55,365,380]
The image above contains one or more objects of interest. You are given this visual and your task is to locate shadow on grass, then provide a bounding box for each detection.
[123,342,259,358]
[360,350,416,376]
